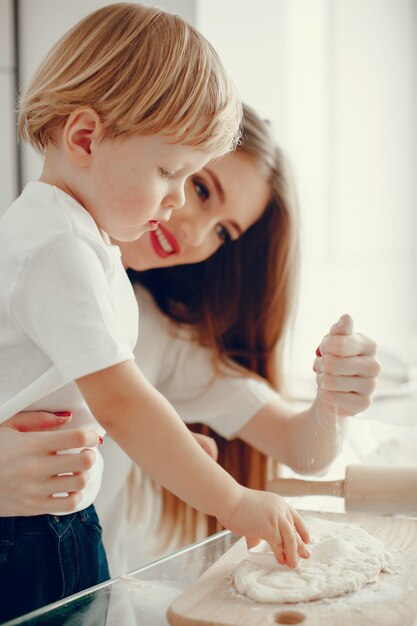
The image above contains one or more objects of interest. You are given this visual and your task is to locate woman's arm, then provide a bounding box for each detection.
[0,412,100,515]
[140,295,379,473]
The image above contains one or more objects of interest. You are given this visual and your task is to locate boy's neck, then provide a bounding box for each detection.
[39,148,111,245]
[39,148,84,209]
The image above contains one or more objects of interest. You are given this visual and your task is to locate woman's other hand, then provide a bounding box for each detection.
[314,314,381,417]
[191,431,218,461]
[0,411,101,516]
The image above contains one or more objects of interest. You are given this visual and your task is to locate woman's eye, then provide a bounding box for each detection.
[159,168,175,180]
[215,224,232,244]
[193,179,210,201]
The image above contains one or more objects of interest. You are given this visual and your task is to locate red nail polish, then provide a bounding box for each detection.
[98,435,103,445]
[315,347,322,357]
[54,411,72,417]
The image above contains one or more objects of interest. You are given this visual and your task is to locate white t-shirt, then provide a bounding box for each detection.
[96,284,277,576]
[0,182,138,512]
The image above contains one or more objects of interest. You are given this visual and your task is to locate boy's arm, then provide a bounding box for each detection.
[77,360,312,568]
[76,360,241,521]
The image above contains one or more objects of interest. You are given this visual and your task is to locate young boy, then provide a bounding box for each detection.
[0,4,310,621]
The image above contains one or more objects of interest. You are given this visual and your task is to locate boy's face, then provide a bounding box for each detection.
[78,133,212,242]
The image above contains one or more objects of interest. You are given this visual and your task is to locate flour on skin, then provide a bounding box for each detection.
[234,517,392,603]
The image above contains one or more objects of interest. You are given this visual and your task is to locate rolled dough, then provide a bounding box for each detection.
[234,517,391,603]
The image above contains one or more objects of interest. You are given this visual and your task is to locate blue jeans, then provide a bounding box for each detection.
[0,505,110,623]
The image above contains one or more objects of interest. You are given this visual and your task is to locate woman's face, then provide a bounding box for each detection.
[117,151,271,270]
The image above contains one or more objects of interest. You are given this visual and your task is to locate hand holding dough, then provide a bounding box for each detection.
[314,314,381,417]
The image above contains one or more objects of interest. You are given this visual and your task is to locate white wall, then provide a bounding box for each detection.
[0,0,17,212]
[18,0,197,185]
[197,0,417,375]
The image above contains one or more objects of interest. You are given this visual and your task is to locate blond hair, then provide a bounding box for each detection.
[19,3,241,157]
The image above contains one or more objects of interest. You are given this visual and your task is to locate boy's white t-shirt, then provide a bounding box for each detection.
[0,182,138,512]
[96,285,278,576]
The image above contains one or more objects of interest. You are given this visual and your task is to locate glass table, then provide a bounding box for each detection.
[4,500,417,626]
[3,530,239,626]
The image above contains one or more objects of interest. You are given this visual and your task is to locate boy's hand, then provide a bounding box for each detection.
[314,314,381,418]
[220,487,311,568]
[191,432,218,461]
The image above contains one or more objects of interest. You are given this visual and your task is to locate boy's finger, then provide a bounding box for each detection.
[290,508,310,544]
[279,519,299,568]
[286,512,311,560]
[269,538,286,566]
[297,537,311,559]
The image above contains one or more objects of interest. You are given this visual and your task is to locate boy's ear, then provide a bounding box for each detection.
[63,108,103,166]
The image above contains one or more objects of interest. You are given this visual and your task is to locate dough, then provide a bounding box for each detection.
[234,517,391,603]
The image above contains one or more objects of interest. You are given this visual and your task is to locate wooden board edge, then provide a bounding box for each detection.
[167,539,246,626]
[167,513,417,626]
[167,604,232,626]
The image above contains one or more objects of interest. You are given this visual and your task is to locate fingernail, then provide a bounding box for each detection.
[54,411,72,417]
[98,435,103,445]
[315,347,322,357]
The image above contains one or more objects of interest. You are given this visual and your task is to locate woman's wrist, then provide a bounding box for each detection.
[311,395,348,428]
[310,396,349,452]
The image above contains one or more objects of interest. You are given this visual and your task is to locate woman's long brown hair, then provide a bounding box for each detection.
[127,104,299,550]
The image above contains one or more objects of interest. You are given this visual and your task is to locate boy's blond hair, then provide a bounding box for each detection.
[19,3,241,157]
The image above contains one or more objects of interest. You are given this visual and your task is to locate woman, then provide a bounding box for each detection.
[2,104,380,576]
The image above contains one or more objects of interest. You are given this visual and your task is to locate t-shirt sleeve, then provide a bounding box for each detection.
[10,234,136,383]
[135,288,277,439]
[158,343,277,439]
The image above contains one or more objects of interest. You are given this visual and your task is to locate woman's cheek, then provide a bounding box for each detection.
[200,241,219,263]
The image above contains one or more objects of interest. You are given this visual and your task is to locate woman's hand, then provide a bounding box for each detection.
[236,314,381,475]
[313,314,381,418]
[0,411,101,516]
[191,432,218,461]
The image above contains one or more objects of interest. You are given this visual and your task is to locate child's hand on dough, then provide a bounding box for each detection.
[220,487,311,568]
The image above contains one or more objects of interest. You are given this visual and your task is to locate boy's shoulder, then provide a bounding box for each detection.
[0,182,111,292]
[3,182,101,243]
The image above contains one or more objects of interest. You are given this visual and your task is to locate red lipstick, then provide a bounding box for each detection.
[150,223,180,258]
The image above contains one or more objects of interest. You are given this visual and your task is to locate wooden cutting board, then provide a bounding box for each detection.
[167,512,417,626]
